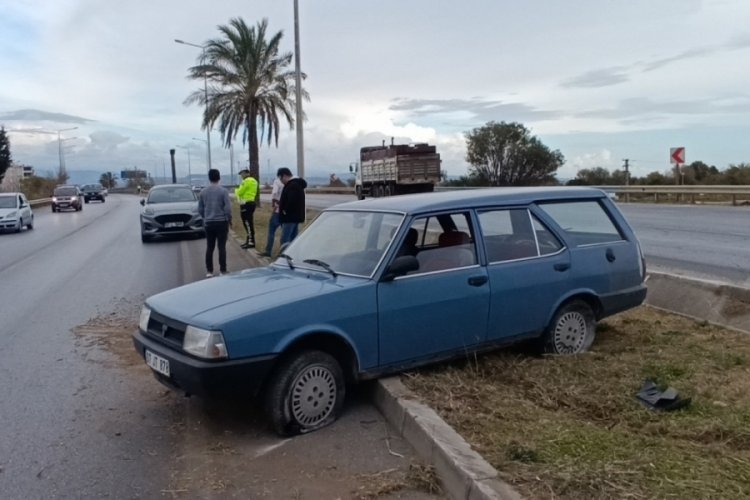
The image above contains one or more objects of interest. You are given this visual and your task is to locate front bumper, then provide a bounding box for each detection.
[140,214,204,237]
[132,329,277,398]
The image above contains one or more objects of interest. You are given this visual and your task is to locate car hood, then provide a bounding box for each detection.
[0,207,19,218]
[146,266,362,328]
[143,201,197,214]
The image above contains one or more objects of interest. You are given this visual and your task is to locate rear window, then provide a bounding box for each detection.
[537,200,624,246]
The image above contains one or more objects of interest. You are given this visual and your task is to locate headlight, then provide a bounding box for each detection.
[143,207,155,216]
[139,306,151,332]
[6,210,17,218]
[183,326,227,359]
[52,197,58,202]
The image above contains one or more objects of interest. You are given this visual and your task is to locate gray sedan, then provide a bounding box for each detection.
[139,184,205,242]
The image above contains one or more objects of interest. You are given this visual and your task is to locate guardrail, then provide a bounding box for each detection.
[28,185,750,205]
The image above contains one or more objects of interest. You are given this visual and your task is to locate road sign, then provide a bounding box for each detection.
[670,147,685,165]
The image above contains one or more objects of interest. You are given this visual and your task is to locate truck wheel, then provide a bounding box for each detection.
[384,185,392,196]
[264,350,345,436]
[356,186,364,200]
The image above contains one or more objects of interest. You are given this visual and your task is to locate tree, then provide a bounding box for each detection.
[100,172,118,189]
[184,17,307,187]
[0,126,12,184]
[464,121,563,186]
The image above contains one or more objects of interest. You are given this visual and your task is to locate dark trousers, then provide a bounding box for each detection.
[240,202,256,243]
[265,211,281,255]
[205,220,229,273]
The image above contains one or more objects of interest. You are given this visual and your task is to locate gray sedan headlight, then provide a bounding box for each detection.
[139,306,151,332]
[183,326,228,359]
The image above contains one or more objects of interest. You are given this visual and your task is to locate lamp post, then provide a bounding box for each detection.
[175,38,212,170]
[177,145,192,183]
[293,0,305,178]
[55,127,77,180]
[192,137,208,172]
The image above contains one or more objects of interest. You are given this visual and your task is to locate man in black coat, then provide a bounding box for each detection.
[277,167,307,245]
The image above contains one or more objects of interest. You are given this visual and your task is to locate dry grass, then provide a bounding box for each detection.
[403,306,750,499]
[230,201,315,257]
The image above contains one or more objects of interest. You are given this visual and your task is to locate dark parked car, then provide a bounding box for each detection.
[82,184,106,203]
[139,184,204,242]
[52,185,83,212]
[133,187,647,435]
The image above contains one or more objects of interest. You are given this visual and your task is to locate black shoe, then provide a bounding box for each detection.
[240,242,251,249]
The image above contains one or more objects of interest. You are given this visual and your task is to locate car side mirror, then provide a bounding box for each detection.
[382,255,419,282]
[140,199,145,206]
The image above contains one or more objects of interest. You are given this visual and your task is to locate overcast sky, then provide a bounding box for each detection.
[2,0,750,182]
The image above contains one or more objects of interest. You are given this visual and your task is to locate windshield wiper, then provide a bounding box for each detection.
[279,253,295,270]
[303,259,338,277]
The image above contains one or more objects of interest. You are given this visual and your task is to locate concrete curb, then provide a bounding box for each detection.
[373,378,523,500]
[645,271,750,334]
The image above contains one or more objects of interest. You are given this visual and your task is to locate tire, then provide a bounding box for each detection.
[264,350,345,436]
[384,184,392,197]
[52,206,57,213]
[141,233,151,243]
[85,199,89,204]
[27,216,33,230]
[542,300,596,355]
[356,186,364,201]
[15,220,21,233]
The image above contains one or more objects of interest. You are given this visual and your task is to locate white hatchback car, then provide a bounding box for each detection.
[0,192,34,232]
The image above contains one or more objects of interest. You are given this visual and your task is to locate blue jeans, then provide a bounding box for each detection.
[280,222,299,246]
[265,212,281,255]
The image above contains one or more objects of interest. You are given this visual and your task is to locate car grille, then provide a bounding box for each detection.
[155,214,193,225]
[144,310,186,348]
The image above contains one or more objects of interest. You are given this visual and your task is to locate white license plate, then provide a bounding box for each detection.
[145,350,170,376]
[165,222,184,228]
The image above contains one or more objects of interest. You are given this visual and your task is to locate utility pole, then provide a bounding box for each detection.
[622,158,630,203]
[293,0,305,178]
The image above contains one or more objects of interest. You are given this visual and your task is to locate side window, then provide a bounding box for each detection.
[407,212,477,274]
[479,209,540,262]
[533,216,563,255]
[537,200,624,246]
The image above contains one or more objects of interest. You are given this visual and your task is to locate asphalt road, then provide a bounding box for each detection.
[303,193,750,287]
[0,195,439,500]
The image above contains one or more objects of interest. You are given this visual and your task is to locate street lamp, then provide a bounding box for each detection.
[192,137,208,172]
[175,38,212,170]
[177,145,192,183]
[54,127,77,180]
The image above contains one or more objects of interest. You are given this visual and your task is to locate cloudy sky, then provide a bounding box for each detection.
[2,0,750,182]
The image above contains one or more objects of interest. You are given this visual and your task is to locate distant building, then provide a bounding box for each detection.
[1,164,34,191]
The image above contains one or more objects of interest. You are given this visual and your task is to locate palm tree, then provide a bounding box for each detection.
[184,17,308,185]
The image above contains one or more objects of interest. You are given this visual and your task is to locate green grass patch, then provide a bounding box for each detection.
[403,306,750,499]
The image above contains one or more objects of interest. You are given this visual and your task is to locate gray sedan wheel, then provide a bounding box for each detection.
[542,300,596,355]
[265,350,345,436]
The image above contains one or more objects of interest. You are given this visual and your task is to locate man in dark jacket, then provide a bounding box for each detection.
[277,167,307,245]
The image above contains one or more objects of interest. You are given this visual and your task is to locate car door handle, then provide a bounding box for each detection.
[553,262,570,272]
[468,275,488,287]
[606,248,616,262]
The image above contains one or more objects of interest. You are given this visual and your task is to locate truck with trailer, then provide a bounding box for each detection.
[350,140,441,199]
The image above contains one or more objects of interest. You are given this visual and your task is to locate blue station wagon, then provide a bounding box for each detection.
[133,187,647,435]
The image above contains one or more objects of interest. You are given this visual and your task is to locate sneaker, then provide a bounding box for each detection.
[205,272,214,278]
[240,242,251,249]
[219,271,227,276]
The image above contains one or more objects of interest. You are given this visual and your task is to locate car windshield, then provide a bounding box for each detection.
[147,187,196,204]
[0,196,17,208]
[280,210,404,277]
[54,188,77,196]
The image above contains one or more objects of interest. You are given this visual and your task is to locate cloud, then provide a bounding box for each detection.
[0,109,93,124]
[560,68,631,89]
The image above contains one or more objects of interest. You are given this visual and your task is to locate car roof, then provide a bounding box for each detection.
[330,186,609,214]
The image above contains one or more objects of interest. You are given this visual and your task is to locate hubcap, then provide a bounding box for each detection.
[290,365,337,427]
[553,311,588,354]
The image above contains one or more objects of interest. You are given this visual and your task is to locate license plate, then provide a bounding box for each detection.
[145,350,170,376]
[165,222,184,228]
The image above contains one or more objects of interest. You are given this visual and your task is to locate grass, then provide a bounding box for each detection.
[402,306,750,499]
